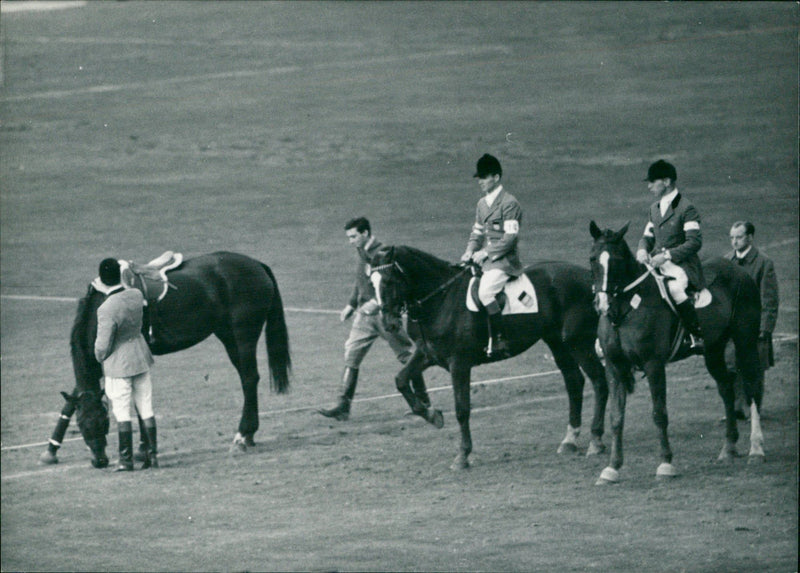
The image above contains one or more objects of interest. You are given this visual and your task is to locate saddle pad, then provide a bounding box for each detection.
[467,274,538,314]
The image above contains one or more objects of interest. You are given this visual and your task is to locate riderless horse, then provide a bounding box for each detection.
[370,245,609,470]
[589,221,765,484]
[41,251,291,468]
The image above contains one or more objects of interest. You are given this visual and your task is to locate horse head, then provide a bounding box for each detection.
[369,247,409,333]
[68,285,111,467]
[589,220,636,316]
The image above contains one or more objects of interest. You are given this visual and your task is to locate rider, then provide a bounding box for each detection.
[460,154,524,358]
[636,159,705,350]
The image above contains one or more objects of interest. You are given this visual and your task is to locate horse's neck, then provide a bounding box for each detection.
[401,250,457,295]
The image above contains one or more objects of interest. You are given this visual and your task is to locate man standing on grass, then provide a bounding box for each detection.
[95,258,159,471]
[318,217,429,421]
[725,220,779,418]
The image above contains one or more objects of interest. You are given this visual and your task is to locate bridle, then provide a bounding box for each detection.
[372,259,473,318]
[593,248,677,324]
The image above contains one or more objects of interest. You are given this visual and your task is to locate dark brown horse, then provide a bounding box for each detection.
[370,245,609,470]
[41,252,291,468]
[589,221,764,484]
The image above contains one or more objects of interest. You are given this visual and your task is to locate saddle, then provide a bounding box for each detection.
[120,251,183,306]
[649,268,711,361]
[466,273,538,315]
[649,268,712,312]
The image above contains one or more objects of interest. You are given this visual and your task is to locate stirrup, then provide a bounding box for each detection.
[688,334,704,352]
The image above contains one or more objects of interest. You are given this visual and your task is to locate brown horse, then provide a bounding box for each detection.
[370,245,609,470]
[589,221,765,484]
[41,252,291,468]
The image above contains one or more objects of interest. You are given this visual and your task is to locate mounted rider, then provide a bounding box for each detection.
[636,159,705,350]
[460,154,524,358]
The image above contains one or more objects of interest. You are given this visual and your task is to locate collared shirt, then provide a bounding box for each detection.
[484,185,503,207]
[735,246,753,260]
[659,188,679,217]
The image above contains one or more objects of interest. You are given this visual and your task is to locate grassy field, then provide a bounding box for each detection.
[1,2,797,571]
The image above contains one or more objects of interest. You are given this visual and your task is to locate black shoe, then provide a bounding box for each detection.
[115,462,134,472]
[317,401,351,421]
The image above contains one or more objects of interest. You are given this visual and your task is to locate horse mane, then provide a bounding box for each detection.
[70,287,104,393]
[393,245,460,276]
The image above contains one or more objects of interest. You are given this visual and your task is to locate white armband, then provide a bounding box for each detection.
[503,220,519,234]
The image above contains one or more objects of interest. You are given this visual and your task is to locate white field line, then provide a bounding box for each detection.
[3,46,510,103]
[0,294,340,314]
[0,369,562,453]
[3,373,714,481]
[1,1,86,13]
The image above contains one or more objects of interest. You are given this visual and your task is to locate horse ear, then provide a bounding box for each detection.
[616,221,630,238]
[590,220,602,239]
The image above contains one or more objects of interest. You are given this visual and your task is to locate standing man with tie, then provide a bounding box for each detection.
[726,221,779,417]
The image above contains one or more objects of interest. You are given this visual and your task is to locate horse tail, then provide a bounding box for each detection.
[261,263,292,394]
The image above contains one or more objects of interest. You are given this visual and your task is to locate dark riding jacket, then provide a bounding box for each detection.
[727,247,779,335]
[638,192,705,290]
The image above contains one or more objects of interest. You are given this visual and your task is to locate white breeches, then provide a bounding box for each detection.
[660,261,689,303]
[105,371,154,423]
[479,268,510,306]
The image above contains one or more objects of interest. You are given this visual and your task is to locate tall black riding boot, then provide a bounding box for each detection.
[115,421,134,472]
[141,417,158,469]
[676,300,704,351]
[317,367,359,421]
[485,305,510,359]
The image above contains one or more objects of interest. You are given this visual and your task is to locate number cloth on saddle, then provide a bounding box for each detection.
[467,273,538,314]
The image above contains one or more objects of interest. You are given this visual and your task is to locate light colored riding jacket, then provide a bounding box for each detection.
[466,186,524,277]
[94,288,154,378]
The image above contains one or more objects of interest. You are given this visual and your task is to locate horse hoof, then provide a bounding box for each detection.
[245,436,256,448]
[39,450,58,465]
[747,454,766,465]
[596,466,619,485]
[91,456,110,469]
[450,456,470,471]
[557,442,579,455]
[656,462,678,478]
[429,409,444,429]
[717,448,739,463]
[586,441,606,456]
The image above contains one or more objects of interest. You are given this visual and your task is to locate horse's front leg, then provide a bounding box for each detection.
[395,348,443,428]
[449,358,472,470]
[547,338,586,455]
[643,359,676,479]
[597,358,629,485]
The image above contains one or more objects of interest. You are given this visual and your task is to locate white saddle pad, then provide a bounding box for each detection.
[467,274,538,314]
[693,288,712,309]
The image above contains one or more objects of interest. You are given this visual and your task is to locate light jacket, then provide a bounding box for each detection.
[466,186,524,276]
[95,288,154,378]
